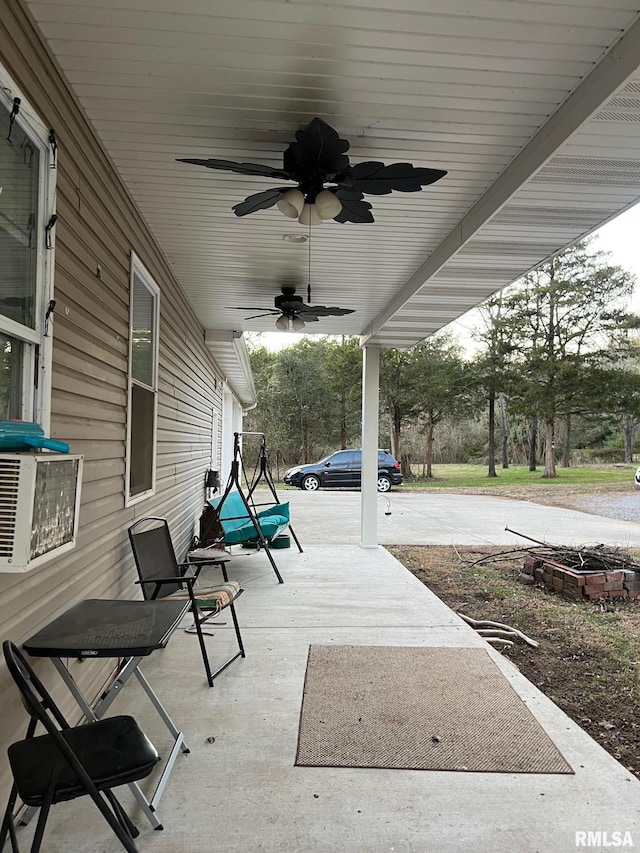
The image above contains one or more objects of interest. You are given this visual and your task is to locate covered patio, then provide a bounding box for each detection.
[14,0,640,544]
[24,527,640,852]
[3,3,640,849]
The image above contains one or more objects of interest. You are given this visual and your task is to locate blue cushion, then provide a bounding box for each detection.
[208,494,289,544]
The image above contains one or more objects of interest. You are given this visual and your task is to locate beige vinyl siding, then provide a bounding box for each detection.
[0,0,225,801]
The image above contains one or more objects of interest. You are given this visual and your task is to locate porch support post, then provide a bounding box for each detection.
[360,345,380,549]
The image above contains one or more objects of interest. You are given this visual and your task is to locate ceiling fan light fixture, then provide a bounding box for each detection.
[275,314,289,331]
[315,189,342,220]
[277,188,305,219]
[291,316,305,332]
[298,202,322,226]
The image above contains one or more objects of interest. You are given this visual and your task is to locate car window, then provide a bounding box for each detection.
[327,451,353,467]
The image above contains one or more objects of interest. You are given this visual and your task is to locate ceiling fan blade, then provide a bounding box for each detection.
[225,304,279,312]
[177,157,291,180]
[177,119,449,225]
[284,118,350,181]
[232,187,290,217]
[243,311,280,319]
[333,197,375,224]
[299,305,356,317]
[350,161,447,194]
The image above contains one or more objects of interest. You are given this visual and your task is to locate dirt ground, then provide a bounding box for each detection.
[387,540,640,780]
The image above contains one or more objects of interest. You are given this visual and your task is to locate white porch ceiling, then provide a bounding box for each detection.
[25,0,640,366]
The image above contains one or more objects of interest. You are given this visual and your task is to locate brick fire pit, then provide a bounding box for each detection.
[522,555,640,601]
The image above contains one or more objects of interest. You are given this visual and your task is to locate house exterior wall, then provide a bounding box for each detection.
[0,0,232,800]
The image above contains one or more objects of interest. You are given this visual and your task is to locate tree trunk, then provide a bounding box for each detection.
[542,416,557,478]
[388,409,401,466]
[561,414,571,468]
[340,391,347,449]
[425,411,435,479]
[499,394,509,468]
[487,392,497,477]
[528,417,537,472]
[302,418,311,463]
[623,414,636,464]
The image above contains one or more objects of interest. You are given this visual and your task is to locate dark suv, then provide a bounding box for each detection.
[283,449,403,492]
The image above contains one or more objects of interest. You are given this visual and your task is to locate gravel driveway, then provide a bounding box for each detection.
[563,491,640,523]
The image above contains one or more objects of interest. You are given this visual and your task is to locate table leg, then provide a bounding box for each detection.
[47,657,187,830]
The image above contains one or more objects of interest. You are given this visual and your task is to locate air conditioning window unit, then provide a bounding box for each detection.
[0,453,84,572]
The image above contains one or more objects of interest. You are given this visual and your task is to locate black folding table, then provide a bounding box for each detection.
[23,598,191,830]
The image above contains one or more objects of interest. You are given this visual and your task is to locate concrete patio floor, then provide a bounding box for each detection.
[23,493,640,852]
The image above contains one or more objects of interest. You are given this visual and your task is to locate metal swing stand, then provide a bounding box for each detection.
[212,432,303,583]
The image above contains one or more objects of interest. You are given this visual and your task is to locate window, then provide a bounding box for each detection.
[327,451,353,468]
[0,67,55,424]
[126,254,159,503]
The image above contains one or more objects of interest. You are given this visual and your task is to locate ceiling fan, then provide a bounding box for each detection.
[228,286,355,331]
[177,117,447,224]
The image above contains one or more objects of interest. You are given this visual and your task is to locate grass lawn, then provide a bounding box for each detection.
[402,463,636,490]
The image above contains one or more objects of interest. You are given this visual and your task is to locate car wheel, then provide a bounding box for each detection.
[302,474,320,491]
[377,475,392,493]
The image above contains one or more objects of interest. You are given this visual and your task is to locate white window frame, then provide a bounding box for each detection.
[0,63,56,429]
[125,252,160,506]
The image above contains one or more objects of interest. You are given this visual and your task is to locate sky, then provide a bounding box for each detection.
[256,201,640,352]
[589,203,640,311]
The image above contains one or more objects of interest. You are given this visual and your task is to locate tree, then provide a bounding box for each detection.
[322,337,362,449]
[413,336,476,479]
[474,294,516,477]
[248,336,360,466]
[379,348,424,474]
[380,334,473,479]
[495,241,636,477]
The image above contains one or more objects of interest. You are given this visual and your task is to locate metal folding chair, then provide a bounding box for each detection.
[128,517,245,687]
[0,641,159,853]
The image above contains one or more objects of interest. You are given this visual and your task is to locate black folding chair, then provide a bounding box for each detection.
[0,641,159,853]
[128,517,245,687]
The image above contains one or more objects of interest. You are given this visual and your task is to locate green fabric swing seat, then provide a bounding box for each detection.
[209,492,290,546]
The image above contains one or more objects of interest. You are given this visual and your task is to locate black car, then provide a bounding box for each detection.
[284,449,403,492]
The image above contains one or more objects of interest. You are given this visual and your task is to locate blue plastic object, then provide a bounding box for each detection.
[0,421,70,453]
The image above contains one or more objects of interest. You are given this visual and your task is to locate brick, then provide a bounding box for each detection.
[585,591,606,600]
[606,590,628,598]
[563,568,586,581]
[605,570,624,582]
[563,587,584,601]
[534,567,545,581]
[603,580,624,591]
[552,577,564,591]
[517,572,535,585]
[523,555,542,574]
[584,573,606,585]
[563,573,586,587]
[627,590,640,599]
